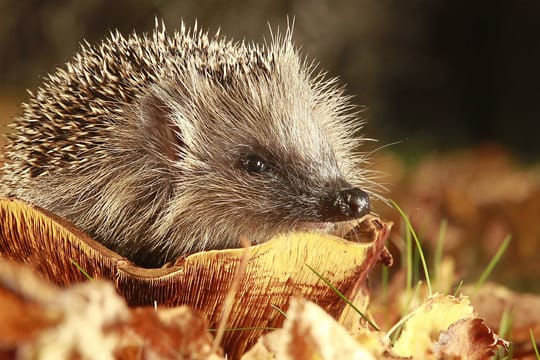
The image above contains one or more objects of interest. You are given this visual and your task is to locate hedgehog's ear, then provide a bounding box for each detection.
[138,92,184,162]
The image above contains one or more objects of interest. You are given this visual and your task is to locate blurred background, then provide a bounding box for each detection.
[1,0,539,160]
[0,0,539,292]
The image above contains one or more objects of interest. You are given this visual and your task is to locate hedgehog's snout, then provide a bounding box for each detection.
[319,187,370,222]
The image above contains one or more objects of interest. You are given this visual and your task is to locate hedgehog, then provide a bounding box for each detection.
[0,22,378,268]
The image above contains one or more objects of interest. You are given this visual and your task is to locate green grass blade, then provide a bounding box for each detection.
[531,329,540,359]
[382,265,389,304]
[413,245,420,286]
[387,304,417,343]
[381,265,390,327]
[473,234,512,295]
[453,280,464,297]
[305,263,380,331]
[498,308,512,340]
[402,280,421,321]
[70,259,93,281]
[390,199,432,295]
[405,223,413,292]
[433,219,447,280]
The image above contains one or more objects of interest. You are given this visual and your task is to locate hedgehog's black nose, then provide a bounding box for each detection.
[320,187,371,222]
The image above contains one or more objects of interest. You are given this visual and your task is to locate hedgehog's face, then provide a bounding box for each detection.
[137,47,373,250]
[226,141,371,226]
[150,69,371,246]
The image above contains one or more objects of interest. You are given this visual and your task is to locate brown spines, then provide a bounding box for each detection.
[0,21,378,267]
[3,23,280,182]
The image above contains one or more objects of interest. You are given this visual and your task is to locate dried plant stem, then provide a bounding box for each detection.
[212,238,252,353]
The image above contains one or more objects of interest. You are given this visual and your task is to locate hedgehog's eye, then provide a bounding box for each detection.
[241,154,270,174]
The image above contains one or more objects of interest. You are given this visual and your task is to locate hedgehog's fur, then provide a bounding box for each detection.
[0,21,378,267]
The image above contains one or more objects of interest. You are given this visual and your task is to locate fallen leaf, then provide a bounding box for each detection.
[392,294,476,358]
[468,282,540,358]
[242,298,386,360]
[433,318,509,360]
[0,258,223,360]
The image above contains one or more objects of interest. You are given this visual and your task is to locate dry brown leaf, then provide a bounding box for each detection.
[391,294,509,359]
[468,282,540,358]
[0,259,222,360]
[392,294,476,358]
[0,197,392,357]
[433,318,509,360]
[242,298,388,360]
